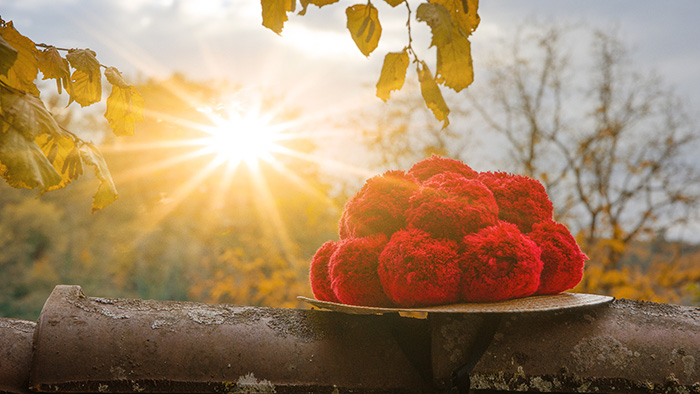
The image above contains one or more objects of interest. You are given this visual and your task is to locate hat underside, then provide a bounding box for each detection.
[298,293,613,317]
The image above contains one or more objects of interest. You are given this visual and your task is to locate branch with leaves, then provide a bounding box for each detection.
[261,0,479,129]
[0,18,144,212]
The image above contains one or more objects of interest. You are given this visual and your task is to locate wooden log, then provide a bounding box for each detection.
[4,285,696,394]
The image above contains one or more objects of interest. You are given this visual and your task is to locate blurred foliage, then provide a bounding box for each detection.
[575,235,700,305]
[0,75,340,320]
[189,248,311,309]
[357,79,475,172]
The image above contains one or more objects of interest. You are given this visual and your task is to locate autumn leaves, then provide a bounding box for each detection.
[1,2,479,213]
[346,4,382,57]
[0,19,144,212]
[104,67,146,137]
[261,0,480,129]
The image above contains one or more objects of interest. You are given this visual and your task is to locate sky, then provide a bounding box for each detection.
[2,0,700,167]
[3,0,700,114]
[3,1,700,161]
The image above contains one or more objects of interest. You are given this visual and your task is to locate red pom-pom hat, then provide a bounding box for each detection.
[309,241,340,303]
[459,221,543,302]
[328,234,393,307]
[529,220,587,295]
[378,229,462,307]
[408,155,478,182]
[407,174,498,240]
[339,170,419,239]
[478,171,553,233]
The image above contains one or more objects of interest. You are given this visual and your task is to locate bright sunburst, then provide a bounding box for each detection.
[104,81,375,265]
[194,104,284,168]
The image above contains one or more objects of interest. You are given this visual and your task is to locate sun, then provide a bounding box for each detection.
[208,114,278,166]
[194,104,284,168]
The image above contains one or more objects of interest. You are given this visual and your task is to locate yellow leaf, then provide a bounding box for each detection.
[0,85,62,140]
[416,3,452,47]
[104,66,129,88]
[0,85,70,190]
[69,69,101,107]
[65,48,99,73]
[0,34,18,76]
[384,0,404,7]
[436,29,473,91]
[429,0,480,35]
[79,142,118,212]
[417,61,450,129]
[376,50,409,101]
[38,46,71,95]
[0,21,39,96]
[66,49,101,106]
[346,3,382,57]
[0,127,62,190]
[299,0,340,15]
[104,67,144,136]
[35,128,82,191]
[416,2,474,91]
[261,0,296,35]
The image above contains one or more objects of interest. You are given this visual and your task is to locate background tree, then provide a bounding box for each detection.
[462,24,700,299]
[464,25,700,265]
[355,79,477,171]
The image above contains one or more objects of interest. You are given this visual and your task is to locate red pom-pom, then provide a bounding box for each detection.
[339,170,419,239]
[424,172,500,214]
[310,241,340,303]
[407,175,498,240]
[378,229,462,307]
[529,220,587,295]
[478,172,553,233]
[329,234,393,307]
[408,155,478,183]
[459,222,543,302]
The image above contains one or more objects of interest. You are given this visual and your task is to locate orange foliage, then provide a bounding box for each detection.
[575,236,700,305]
[188,248,312,309]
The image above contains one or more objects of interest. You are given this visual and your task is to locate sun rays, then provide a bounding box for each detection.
[66,5,381,260]
[99,82,375,263]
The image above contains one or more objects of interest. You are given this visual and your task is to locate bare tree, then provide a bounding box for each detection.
[355,80,478,172]
[465,25,700,269]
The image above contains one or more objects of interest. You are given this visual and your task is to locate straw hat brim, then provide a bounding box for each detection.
[298,293,613,317]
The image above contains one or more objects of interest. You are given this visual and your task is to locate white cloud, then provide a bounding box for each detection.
[115,0,171,13]
[280,24,358,60]
[177,0,230,20]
